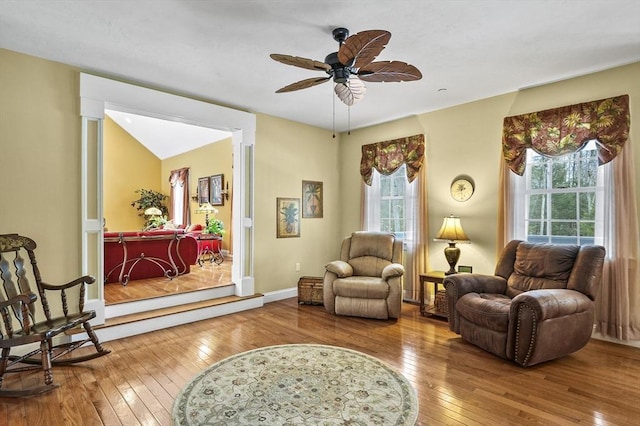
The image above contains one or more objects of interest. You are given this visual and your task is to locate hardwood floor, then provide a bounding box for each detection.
[1,299,639,425]
[104,259,233,304]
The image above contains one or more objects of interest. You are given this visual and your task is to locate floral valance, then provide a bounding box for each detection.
[502,95,630,175]
[360,134,425,185]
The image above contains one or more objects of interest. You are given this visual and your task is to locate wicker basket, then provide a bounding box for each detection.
[298,276,324,305]
[434,290,448,316]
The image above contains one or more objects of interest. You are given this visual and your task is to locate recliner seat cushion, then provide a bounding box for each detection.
[456,293,512,332]
[333,277,389,299]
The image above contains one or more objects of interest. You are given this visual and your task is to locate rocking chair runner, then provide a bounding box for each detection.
[0,233,110,397]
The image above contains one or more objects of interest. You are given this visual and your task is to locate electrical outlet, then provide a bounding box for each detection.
[295,263,301,272]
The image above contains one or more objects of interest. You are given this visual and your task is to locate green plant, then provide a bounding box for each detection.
[280,202,298,233]
[304,182,322,215]
[131,189,169,228]
[205,218,225,236]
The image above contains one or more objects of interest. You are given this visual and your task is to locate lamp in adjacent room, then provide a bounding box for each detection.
[434,215,470,275]
[196,202,218,226]
[144,207,162,217]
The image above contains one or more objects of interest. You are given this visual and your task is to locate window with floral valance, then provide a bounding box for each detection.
[502,95,630,175]
[360,134,425,185]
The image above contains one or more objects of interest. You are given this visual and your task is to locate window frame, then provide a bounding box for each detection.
[514,140,605,246]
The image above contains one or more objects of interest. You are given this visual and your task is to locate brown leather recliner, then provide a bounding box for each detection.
[323,231,404,319]
[444,240,605,367]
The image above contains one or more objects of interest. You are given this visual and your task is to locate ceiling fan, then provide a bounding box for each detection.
[270,27,422,106]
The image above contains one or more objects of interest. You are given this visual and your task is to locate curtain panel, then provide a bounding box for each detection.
[169,167,190,226]
[360,134,425,185]
[502,95,630,175]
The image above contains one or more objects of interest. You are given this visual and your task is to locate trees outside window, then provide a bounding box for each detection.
[516,140,604,245]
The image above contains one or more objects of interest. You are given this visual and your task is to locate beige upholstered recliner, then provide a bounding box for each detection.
[323,232,404,319]
[444,240,605,367]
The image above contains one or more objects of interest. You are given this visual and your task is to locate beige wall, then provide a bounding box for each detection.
[254,114,340,292]
[161,138,233,250]
[1,47,638,292]
[0,49,82,281]
[340,62,640,274]
[104,116,162,231]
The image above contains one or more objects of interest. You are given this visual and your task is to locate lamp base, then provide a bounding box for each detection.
[443,242,460,275]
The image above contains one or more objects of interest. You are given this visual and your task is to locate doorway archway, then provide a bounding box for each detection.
[79,73,255,323]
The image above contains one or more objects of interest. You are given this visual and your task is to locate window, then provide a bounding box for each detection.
[364,165,417,299]
[515,140,604,245]
[172,183,185,226]
[364,165,416,241]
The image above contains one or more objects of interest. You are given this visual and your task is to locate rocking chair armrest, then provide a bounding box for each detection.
[0,292,37,309]
[40,275,96,291]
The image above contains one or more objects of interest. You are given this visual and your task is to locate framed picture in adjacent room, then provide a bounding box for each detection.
[302,180,323,218]
[198,177,210,205]
[277,197,300,238]
[210,174,224,206]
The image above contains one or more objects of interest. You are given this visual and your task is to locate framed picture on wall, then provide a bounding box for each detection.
[302,180,323,218]
[210,174,224,206]
[277,197,300,238]
[198,177,210,205]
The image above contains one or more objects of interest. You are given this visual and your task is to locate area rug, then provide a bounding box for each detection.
[172,344,418,425]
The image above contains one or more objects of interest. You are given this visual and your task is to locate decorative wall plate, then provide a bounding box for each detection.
[450,176,475,202]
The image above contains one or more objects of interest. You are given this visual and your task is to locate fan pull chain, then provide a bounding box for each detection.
[332,84,336,138]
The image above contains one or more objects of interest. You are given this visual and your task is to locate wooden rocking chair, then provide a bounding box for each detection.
[0,233,110,397]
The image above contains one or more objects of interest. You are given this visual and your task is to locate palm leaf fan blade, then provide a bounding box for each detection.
[270,54,331,71]
[358,61,422,82]
[338,30,391,68]
[334,78,366,106]
[276,76,331,93]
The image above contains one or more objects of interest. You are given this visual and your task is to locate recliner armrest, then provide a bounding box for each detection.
[510,289,592,321]
[444,274,507,333]
[444,273,507,296]
[324,260,353,278]
[508,288,594,366]
[382,263,404,279]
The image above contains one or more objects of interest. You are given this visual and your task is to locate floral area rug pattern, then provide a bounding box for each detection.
[172,344,418,425]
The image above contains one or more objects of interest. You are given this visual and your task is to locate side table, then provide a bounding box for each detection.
[419,271,448,318]
[197,234,224,266]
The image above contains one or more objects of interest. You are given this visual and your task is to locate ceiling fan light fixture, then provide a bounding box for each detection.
[271,27,422,108]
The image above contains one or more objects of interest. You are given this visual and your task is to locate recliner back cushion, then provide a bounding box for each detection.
[506,242,579,297]
[348,232,395,277]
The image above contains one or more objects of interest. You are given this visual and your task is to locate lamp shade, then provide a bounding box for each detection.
[435,215,470,242]
[196,202,218,214]
[144,207,162,216]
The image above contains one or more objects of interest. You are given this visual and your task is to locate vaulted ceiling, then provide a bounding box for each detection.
[2,1,639,134]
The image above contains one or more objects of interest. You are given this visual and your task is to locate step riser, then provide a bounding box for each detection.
[105,285,235,318]
[73,297,264,343]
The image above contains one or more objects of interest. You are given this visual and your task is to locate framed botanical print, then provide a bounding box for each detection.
[198,177,210,205]
[276,197,300,238]
[210,174,224,206]
[302,180,323,218]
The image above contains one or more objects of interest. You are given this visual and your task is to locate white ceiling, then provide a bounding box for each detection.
[1,1,639,134]
[105,109,231,159]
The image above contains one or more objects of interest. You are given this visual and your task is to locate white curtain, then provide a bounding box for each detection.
[363,167,420,301]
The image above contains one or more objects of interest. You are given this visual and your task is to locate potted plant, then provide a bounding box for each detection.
[204,218,225,236]
[131,189,169,229]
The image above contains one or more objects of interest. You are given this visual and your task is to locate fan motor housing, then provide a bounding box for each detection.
[325,52,353,83]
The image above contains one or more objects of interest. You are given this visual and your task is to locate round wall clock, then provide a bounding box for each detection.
[450,176,475,202]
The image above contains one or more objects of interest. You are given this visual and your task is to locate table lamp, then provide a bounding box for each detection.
[434,215,470,275]
[196,202,218,226]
